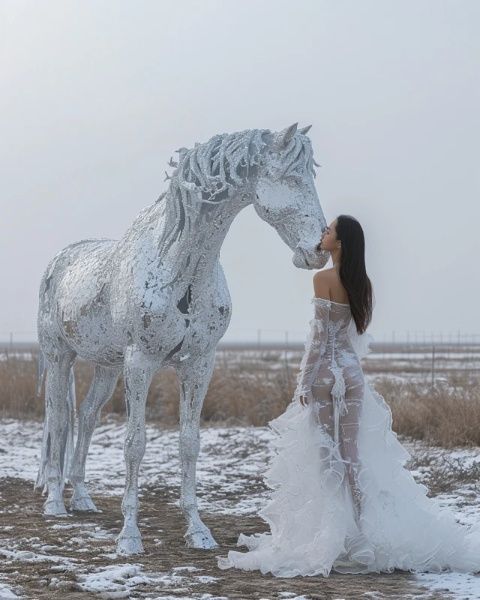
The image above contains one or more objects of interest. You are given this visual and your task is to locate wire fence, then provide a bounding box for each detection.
[2,330,480,389]
[3,329,480,348]
[2,329,480,349]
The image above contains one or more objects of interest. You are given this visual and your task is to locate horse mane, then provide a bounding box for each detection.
[160,126,317,204]
[144,127,318,259]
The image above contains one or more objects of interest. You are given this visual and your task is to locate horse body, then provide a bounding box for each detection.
[41,240,121,365]
[34,123,329,555]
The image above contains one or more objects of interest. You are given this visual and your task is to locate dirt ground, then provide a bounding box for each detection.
[0,477,453,600]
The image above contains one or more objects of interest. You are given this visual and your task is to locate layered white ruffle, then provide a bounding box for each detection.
[217,382,480,577]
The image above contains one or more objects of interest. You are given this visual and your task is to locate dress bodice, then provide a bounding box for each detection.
[293,296,361,410]
[312,296,355,363]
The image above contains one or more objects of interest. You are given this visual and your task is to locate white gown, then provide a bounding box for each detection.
[216,296,480,577]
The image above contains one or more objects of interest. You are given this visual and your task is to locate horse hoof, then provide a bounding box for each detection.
[184,526,218,549]
[43,497,68,517]
[70,494,100,512]
[116,528,144,555]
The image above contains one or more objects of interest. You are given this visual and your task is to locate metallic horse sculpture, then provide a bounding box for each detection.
[34,122,329,555]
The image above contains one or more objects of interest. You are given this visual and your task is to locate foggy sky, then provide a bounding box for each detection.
[1,0,479,343]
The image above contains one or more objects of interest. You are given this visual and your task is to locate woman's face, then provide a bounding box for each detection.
[319,218,339,252]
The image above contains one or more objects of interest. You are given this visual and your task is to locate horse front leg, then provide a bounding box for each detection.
[116,346,157,555]
[177,351,218,549]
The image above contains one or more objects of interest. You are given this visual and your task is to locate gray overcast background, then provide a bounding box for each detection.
[1,0,479,343]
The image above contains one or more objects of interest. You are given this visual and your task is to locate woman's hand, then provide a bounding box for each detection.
[299,394,309,407]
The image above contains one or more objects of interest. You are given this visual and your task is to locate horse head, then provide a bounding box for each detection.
[254,122,329,269]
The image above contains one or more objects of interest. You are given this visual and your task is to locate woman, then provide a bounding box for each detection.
[216,214,480,577]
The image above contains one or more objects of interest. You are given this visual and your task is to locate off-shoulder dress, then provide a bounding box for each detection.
[216,297,480,577]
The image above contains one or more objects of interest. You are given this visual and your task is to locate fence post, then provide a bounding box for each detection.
[431,343,435,387]
[284,330,291,396]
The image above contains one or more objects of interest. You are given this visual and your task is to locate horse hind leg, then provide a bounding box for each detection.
[69,364,121,512]
[36,349,76,516]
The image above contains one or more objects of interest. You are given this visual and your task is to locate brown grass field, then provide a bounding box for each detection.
[1,350,479,598]
[1,350,480,447]
[0,476,451,600]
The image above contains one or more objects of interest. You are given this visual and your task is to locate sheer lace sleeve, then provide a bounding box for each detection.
[293,298,330,404]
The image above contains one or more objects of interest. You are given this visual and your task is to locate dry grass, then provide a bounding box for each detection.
[2,352,480,447]
[376,374,480,447]
[0,353,294,428]
[407,450,480,496]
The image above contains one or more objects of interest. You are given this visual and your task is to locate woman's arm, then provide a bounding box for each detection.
[294,274,331,406]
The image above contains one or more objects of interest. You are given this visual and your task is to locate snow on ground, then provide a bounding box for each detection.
[0,581,21,599]
[0,417,275,516]
[69,562,223,599]
[1,416,480,598]
[415,571,480,600]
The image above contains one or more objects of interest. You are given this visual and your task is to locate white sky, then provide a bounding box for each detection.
[1,0,479,343]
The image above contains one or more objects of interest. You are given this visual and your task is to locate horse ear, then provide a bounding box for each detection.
[175,147,189,162]
[275,122,298,148]
[299,125,312,135]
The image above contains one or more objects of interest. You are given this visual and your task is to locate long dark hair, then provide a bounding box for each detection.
[335,214,373,334]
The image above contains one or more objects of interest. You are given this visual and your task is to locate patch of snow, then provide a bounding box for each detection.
[172,565,200,573]
[38,544,58,552]
[193,575,219,584]
[75,563,152,597]
[0,582,21,599]
[0,546,76,567]
[259,596,311,600]
[74,562,216,598]
[415,571,480,599]
[148,595,228,600]
[49,522,82,530]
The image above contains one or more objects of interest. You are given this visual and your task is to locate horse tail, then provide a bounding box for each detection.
[36,346,46,398]
[35,348,49,493]
[64,366,76,484]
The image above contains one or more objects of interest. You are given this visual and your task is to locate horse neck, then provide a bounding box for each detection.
[121,186,253,291]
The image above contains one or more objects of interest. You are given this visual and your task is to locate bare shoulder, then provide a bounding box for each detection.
[313,268,349,304]
[314,267,338,279]
[312,269,333,299]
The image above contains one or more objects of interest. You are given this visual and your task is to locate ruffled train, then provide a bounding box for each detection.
[216,381,480,577]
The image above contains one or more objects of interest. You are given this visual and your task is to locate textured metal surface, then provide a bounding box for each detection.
[34,122,329,554]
